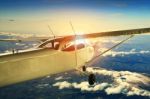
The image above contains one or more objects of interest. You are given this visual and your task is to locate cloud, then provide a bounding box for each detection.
[46,75,50,78]
[127,87,150,96]
[15,43,26,46]
[0,32,48,38]
[55,76,64,80]
[102,49,150,57]
[53,67,150,97]
[36,83,49,89]
[92,83,110,91]
[105,85,127,95]
[73,82,92,91]
[53,81,110,92]
[53,81,72,89]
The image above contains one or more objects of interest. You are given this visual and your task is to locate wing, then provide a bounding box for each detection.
[44,27,150,44]
[38,27,150,48]
[0,37,49,42]
[67,27,150,40]
[82,27,150,38]
[86,35,135,66]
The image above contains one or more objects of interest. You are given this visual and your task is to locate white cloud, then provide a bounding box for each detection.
[53,67,150,97]
[102,49,150,57]
[36,83,49,89]
[127,87,150,96]
[73,82,92,91]
[93,83,109,91]
[53,81,72,89]
[55,76,64,80]
[46,75,50,78]
[0,32,48,38]
[15,43,26,46]
[105,85,126,95]
[53,81,110,92]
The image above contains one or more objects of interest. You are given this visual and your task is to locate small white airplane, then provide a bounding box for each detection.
[0,26,150,87]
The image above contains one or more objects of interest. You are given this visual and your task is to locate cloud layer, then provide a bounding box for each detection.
[53,67,150,97]
[102,49,150,57]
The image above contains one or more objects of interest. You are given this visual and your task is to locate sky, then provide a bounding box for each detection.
[0,0,150,35]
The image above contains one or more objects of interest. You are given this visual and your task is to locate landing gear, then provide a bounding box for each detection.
[81,66,96,85]
[88,73,96,85]
[82,65,86,72]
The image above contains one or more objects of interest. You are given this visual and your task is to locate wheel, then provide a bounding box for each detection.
[82,65,86,71]
[88,73,96,85]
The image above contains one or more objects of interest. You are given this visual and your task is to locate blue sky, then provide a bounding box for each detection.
[0,0,150,34]
[1,0,150,15]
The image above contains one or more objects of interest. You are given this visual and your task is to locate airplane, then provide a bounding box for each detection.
[0,26,150,87]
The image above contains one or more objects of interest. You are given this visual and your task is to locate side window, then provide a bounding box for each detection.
[77,44,85,49]
[61,42,85,51]
[54,42,60,50]
[44,43,52,48]
[61,43,70,50]
[41,42,60,49]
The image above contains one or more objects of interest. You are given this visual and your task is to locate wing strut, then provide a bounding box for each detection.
[48,25,55,39]
[76,35,134,85]
[48,25,55,48]
[69,21,78,67]
[87,35,134,66]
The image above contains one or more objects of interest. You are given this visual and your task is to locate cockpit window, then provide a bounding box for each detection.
[42,42,60,50]
[41,39,86,51]
[61,42,85,51]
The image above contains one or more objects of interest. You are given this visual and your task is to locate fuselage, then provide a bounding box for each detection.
[0,39,94,87]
